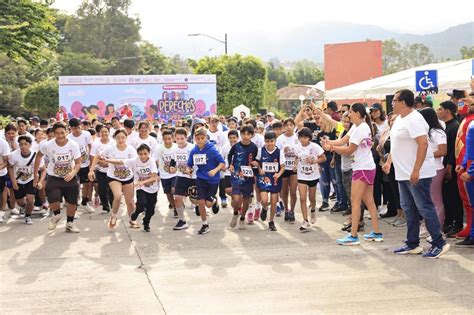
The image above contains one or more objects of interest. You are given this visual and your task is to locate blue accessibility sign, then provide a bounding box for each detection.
[415,70,438,93]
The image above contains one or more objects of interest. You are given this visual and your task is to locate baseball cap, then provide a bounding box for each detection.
[440,101,458,115]
[30,116,39,122]
[267,112,275,117]
[210,115,219,122]
[370,103,383,111]
[228,116,238,123]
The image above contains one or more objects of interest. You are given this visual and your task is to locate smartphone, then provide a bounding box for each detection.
[453,89,465,99]
[170,159,176,168]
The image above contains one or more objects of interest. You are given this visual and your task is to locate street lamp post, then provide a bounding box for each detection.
[188,33,228,55]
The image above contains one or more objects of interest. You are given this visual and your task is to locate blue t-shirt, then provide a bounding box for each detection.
[228,141,258,186]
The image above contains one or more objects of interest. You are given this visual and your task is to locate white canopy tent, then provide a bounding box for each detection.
[233,104,250,120]
[326,59,473,100]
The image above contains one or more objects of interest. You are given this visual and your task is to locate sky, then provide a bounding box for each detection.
[52,0,474,59]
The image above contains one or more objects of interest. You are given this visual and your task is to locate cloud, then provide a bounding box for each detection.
[67,89,85,97]
[125,87,146,95]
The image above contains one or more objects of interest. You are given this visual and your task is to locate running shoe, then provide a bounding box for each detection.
[24,216,33,225]
[268,221,277,231]
[423,244,450,259]
[0,210,4,223]
[247,211,254,224]
[221,198,228,208]
[229,215,239,228]
[393,218,407,227]
[260,208,267,221]
[299,220,311,233]
[288,211,295,223]
[81,203,96,214]
[108,215,117,230]
[310,209,316,224]
[329,192,337,200]
[66,222,80,233]
[254,208,261,221]
[318,202,330,212]
[336,235,360,246]
[173,220,189,230]
[11,208,20,215]
[48,214,62,230]
[198,224,210,235]
[284,211,290,222]
[212,201,220,214]
[363,231,384,242]
[276,201,283,217]
[454,237,474,248]
[393,245,423,255]
[144,224,150,232]
[239,219,246,230]
[19,206,25,216]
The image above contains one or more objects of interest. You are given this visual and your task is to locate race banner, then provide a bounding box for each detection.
[58,75,217,121]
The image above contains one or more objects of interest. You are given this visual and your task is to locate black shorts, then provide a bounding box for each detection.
[161,177,176,194]
[196,178,218,201]
[298,179,319,188]
[223,176,231,189]
[78,166,90,184]
[14,181,37,199]
[45,176,79,204]
[0,175,6,193]
[174,177,196,196]
[282,170,297,178]
[107,177,134,186]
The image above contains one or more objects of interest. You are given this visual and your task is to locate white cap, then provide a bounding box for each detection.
[267,112,275,117]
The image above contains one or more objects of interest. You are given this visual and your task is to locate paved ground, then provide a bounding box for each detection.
[1,193,473,314]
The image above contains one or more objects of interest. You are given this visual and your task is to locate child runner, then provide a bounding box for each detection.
[294,127,326,231]
[255,131,286,231]
[186,127,224,235]
[322,103,383,245]
[228,125,258,230]
[220,130,239,200]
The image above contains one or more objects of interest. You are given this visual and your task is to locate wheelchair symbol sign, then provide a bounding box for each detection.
[415,70,438,92]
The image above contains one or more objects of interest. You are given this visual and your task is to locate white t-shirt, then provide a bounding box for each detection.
[251,133,265,149]
[40,139,81,178]
[0,138,11,177]
[175,143,196,179]
[220,142,233,177]
[208,129,226,151]
[125,131,139,146]
[130,135,158,154]
[276,133,299,171]
[31,140,44,153]
[295,142,324,181]
[9,149,44,184]
[67,131,92,168]
[428,129,447,171]
[391,110,436,181]
[102,144,137,181]
[374,120,389,141]
[348,123,375,171]
[153,143,178,179]
[124,157,159,194]
[90,138,116,173]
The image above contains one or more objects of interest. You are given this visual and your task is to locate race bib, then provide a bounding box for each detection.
[300,164,314,174]
[113,165,131,179]
[80,146,88,163]
[285,159,295,168]
[175,153,188,163]
[240,165,254,177]
[17,166,32,181]
[193,154,206,165]
[262,162,278,173]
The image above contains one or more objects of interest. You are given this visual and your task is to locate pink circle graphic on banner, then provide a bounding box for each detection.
[210,103,216,114]
[71,101,84,118]
[146,99,154,108]
[195,100,206,116]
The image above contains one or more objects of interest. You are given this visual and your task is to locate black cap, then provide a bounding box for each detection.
[370,103,383,111]
[414,96,423,104]
[440,101,458,115]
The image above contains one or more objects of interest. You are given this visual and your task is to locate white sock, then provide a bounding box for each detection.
[203,220,208,225]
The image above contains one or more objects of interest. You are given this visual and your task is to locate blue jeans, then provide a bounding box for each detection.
[334,158,348,209]
[320,158,336,203]
[398,178,446,248]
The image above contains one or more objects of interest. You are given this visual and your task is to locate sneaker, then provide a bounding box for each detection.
[423,244,450,259]
[446,226,463,238]
[363,231,384,242]
[388,216,401,225]
[454,237,474,248]
[173,220,189,230]
[108,215,117,230]
[221,198,228,208]
[229,215,239,228]
[19,206,25,215]
[269,221,277,231]
[329,192,337,200]
[24,216,33,225]
[66,222,80,233]
[426,236,433,243]
[212,201,220,214]
[284,211,290,222]
[342,209,351,216]
[32,207,47,215]
[299,220,311,232]
[276,202,283,217]
[168,204,173,210]
[318,202,330,212]
[310,209,316,224]
[254,208,261,221]
[195,206,200,216]
[48,214,62,230]
[260,208,267,221]
[393,218,407,227]
[102,208,110,214]
[81,203,96,214]
[393,245,423,255]
[288,211,295,223]
[129,220,141,229]
[198,224,210,235]
[239,219,246,230]
[247,211,254,224]
[331,205,345,213]
[173,209,178,218]
[144,224,150,232]
[0,210,4,223]
[336,235,360,246]
[11,208,20,215]
[378,205,388,215]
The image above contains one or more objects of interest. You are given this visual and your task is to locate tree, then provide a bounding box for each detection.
[138,41,171,74]
[267,63,289,89]
[382,39,403,75]
[24,79,59,116]
[58,51,112,75]
[64,0,142,74]
[262,79,278,112]
[193,54,267,115]
[0,0,59,64]
[383,39,434,74]
[288,60,323,85]
[0,54,30,115]
[460,46,474,59]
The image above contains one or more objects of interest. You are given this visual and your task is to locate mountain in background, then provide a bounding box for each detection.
[179,22,473,62]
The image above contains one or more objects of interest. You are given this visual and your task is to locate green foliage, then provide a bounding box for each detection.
[383,39,434,74]
[267,63,289,89]
[193,54,267,115]
[0,0,59,65]
[288,60,324,85]
[59,51,112,75]
[460,46,474,59]
[262,79,278,112]
[0,54,30,114]
[24,79,59,116]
